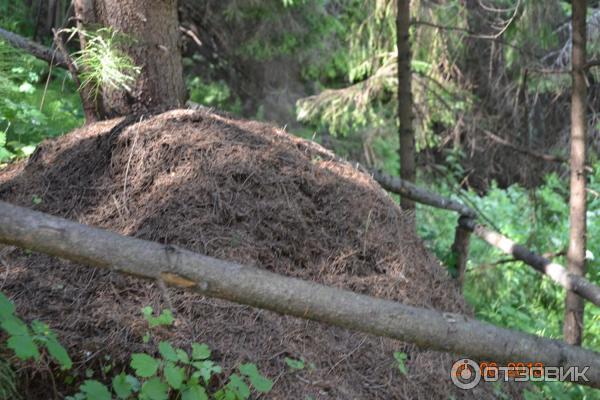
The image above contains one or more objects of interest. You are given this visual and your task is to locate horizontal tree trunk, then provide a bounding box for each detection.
[0,27,67,67]
[372,171,600,308]
[0,200,599,388]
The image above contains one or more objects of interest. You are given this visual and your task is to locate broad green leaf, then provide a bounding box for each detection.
[7,334,39,360]
[80,380,111,400]
[247,373,273,393]
[181,382,208,400]
[30,320,50,336]
[158,341,178,362]
[394,351,408,375]
[0,147,13,162]
[112,372,134,399]
[1,317,29,336]
[140,377,169,400]
[143,308,175,328]
[227,374,250,399]
[154,310,174,326]
[164,362,184,389]
[126,374,141,391]
[239,363,272,393]
[176,349,190,364]
[20,145,36,156]
[284,357,305,370]
[192,360,222,384]
[46,338,73,369]
[18,82,34,94]
[0,292,15,319]
[142,306,153,318]
[214,388,236,400]
[191,343,210,360]
[130,353,159,378]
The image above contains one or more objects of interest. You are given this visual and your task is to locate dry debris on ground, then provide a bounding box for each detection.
[0,109,520,399]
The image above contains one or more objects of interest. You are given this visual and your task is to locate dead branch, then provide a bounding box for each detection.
[459,218,600,308]
[482,130,567,163]
[371,170,477,218]
[371,171,600,308]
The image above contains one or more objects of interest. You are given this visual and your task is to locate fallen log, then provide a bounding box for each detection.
[0,200,599,388]
[0,27,67,67]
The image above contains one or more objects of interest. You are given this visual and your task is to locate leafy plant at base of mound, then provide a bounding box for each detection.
[0,292,72,399]
[0,292,72,368]
[0,289,272,399]
[393,351,408,375]
[65,306,273,400]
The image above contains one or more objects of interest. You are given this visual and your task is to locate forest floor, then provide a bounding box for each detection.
[0,109,521,399]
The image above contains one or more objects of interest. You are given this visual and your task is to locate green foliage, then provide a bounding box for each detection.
[79,380,112,400]
[187,76,241,113]
[0,2,82,163]
[67,307,273,400]
[0,41,82,162]
[141,306,175,328]
[0,291,71,399]
[393,351,408,375]
[284,357,305,370]
[131,354,160,378]
[0,357,19,400]
[66,27,141,98]
[0,1,34,36]
[295,0,471,171]
[0,292,72,369]
[0,292,276,399]
[417,161,600,398]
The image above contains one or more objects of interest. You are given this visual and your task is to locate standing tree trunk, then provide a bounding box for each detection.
[451,218,471,287]
[74,0,186,117]
[397,0,416,224]
[564,0,588,346]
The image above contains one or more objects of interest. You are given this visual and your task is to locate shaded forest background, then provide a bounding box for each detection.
[1,0,600,398]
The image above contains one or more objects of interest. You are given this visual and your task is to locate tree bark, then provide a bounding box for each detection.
[451,217,471,286]
[1,200,600,388]
[73,0,96,48]
[397,0,416,223]
[75,0,186,117]
[564,0,588,346]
